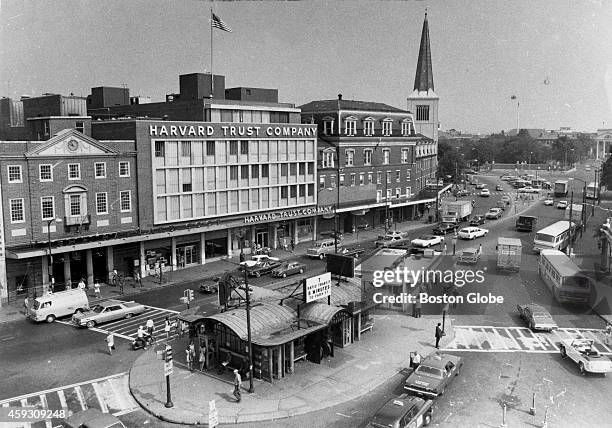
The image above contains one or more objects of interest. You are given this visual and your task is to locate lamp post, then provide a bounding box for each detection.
[240,264,255,393]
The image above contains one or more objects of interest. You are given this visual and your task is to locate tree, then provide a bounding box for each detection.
[601,156,612,189]
[437,140,467,181]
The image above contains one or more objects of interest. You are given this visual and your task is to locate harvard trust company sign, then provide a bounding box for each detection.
[149,123,317,138]
[244,206,333,224]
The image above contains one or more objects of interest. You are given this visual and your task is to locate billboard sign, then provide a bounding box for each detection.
[304,272,332,303]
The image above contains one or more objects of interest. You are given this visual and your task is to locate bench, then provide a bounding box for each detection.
[360,323,374,334]
[293,353,307,363]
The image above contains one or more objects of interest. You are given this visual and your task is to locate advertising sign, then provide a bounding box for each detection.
[164,361,173,376]
[304,272,332,303]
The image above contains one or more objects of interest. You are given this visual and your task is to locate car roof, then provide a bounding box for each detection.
[370,396,425,424]
[422,353,461,369]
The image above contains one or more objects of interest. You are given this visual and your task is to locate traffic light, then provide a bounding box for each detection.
[187,289,194,302]
[164,346,173,362]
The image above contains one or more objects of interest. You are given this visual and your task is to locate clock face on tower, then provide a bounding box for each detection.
[67,139,79,152]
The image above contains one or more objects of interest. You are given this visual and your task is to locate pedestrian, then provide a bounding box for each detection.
[180,321,188,338]
[186,348,193,371]
[106,333,115,355]
[413,351,421,369]
[605,323,612,346]
[415,297,422,318]
[452,234,458,256]
[233,369,242,402]
[146,318,155,342]
[164,317,171,340]
[135,271,142,288]
[94,280,101,299]
[409,351,414,369]
[435,323,444,349]
[78,278,86,290]
[443,243,448,255]
[188,340,196,363]
[199,344,206,371]
[23,296,29,314]
[478,244,482,255]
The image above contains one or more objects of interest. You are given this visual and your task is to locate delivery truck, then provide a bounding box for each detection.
[440,200,473,224]
[554,180,569,197]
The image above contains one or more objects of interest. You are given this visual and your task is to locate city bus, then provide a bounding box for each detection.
[533,220,576,253]
[538,249,591,304]
[585,182,599,200]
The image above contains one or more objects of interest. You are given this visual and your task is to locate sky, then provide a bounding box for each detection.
[1,0,611,134]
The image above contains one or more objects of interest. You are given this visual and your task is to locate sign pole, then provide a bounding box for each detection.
[164,345,173,408]
[244,269,254,393]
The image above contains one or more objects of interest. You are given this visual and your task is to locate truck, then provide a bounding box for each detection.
[554,180,569,197]
[496,237,522,272]
[515,215,538,232]
[440,200,473,224]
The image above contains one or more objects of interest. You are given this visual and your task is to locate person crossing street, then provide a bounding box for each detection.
[233,369,242,402]
[146,318,155,342]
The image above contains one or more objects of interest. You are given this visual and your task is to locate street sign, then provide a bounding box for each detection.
[304,272,332,303]
[164,361,173,376]
[209,400,219,427]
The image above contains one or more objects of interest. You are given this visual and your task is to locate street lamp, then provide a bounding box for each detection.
[239,264,255,393]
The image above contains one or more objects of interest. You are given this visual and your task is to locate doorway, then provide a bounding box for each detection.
[176,244,199,268]
[256,231,269,248]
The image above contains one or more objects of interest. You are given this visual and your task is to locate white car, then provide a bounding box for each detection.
[556,200,568,209]
[239,254,280,268]
[519,186,541,194]
[480,189,491,197]
[544,198,554,206]
[458,227,489,240]
[411,234,444,248]
[475,183,486,189]
[559,339,612,375]
[485,208,503,219]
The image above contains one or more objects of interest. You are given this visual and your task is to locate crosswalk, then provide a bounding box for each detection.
[58,303,180,341]
[442,325,612,354]
[0,373,138,428]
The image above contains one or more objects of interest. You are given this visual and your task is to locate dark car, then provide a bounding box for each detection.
[338,246,365,258]
[246,260,282,277]
[404,353,463,398]
[432,223,458,235]
[271,261,306,278]
[469,215,485,226]
[199,281,218,294]
[366,394,433,428]
[517,303,558,331]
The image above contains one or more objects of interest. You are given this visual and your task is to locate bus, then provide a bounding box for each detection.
[538,249,591,304]
[585,182,599,200]
[554,180,569,197]
[533,220,576,253]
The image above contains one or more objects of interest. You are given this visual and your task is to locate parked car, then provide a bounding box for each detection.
[245,260,282,277]
[519,186,540,194]
[307,239,337,259]
[496,200,506,210]
[62,408,126,428]
[496,184,503,191]
[239,254,280,268]
[485,208,503,219]
[72,299,146,328]
[559,339,612,375]
[458,227,489,240]
[516,303,558,331]
[411,234,444,248]
[479,189,490,197]
[501,195,512,204]
[337,246,365,258]
[271,261,306,278]
[432,222,458,235]
[557,200,569,209]
[375,231,410,248]
[404,352,464,398]
[455,189,471,197]
[475,183,486,189]
[544,198,554,206]
[458,247,480,264]
[469,215,485,226]
[199,281,218,294]
[366,395,433,428]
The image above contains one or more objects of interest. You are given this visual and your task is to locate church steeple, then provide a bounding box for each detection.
[413,12,434,93]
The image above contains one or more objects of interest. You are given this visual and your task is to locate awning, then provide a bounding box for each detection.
[350,209,369,216]
[178,305,209,324]
[321,213,336,219]
[299,302,349,325]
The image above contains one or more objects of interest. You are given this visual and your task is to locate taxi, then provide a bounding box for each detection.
[366,394,433,428]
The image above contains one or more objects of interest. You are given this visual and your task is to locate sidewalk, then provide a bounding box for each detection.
[0,219,433,324]
[129,313,454,425]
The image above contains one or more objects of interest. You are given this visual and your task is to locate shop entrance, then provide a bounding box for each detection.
[70,252,86,287]
[255,231,269,248]
[205,238,227,258]
[92,249,107,283]
[176,244,199,268]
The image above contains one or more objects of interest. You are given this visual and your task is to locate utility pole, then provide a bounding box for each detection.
[568,191,574,256]
[242,268,254,393]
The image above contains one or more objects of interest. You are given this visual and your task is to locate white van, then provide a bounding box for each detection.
[28,289,89,323]
[306,239,336,259]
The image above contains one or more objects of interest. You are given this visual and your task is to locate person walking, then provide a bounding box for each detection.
[435,323,444,349]
[413,351,421,369]
[452,235,458,256]
[188,340,196,364]
[605,323,612,346]
[78,278,86,290]
[164,317,171,340]
[185,348,193,371]
[478,244,483,256]
[233,369,242,402]
[199,344,206,371]
[23,296,29,315]
[290,238,295,252]
[443,243,448,255]
[146,318,155,342]
[106,333,115,355]
[93,280,101,299]
[415,296,422,318]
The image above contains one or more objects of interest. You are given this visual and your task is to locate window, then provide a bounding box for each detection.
[182,183,192,192]
[406,169,411,180]
[8,165,22,183]
[206,141,215,156]
[281,164,288,177]
[382,149,390,164]
[281,186,288,199]
[386,189,392,200]
[322,151,334,168]
[10,199,24,223]
[363,149,372,165]
[95,193,108,214]
[396,170,401,182]
[299,163,306,175]
[41,196,54,220]
[251,165,259,179]
[368,172,373,184]
[39,164,52,182]
[308,163,314,175]
[299,184,306,197]
[230,166,238,180]
[75,121,85,133]
[180,141,191,158]
[401,149,409,164]
[155,141,165,157]
[387,171,391,184]
[382,120,392,136]
[290,163,297,176]
[43,120,50,136]
[406,187,411,197]
[68,163,81,180]
[363,120,374,136]
[377,171,382,184]
[401,121,411,136]
[323,120,334,135]
[229,141,238,155]
[416,105,430,121]
[308,183,314,196]
[345,150,354,166]
[238,165,248,179]
[290,186,297,198]
[339,174,345,186]
[330,174,336,188]
[376,190,382,202]
[396,188,401,198]
[118,161,130,177]
[261,164,269,178]
[359,173,364,185]
[240,141,249,155]
[344,119,356,136]
[120,191,131,212]
[319,175,326,189]
[95,162,106,178]
[69,194,81,216]
[350,174,356,186]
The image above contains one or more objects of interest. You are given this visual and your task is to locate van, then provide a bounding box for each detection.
[306,239,336,259]
[28,289,89,323]
[366,394,433,428]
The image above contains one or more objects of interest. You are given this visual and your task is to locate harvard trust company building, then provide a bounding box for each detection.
[0,14,438,304]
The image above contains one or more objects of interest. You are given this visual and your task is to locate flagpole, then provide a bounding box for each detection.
[210,7,214,98]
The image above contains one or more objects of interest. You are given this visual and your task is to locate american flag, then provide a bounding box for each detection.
[211,13,232,32]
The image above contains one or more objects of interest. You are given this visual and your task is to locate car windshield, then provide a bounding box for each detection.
[534,233,554,243]
[92,305,104,313]
[415,365,444,379]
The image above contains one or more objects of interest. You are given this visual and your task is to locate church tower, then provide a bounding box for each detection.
[407,12,439,143]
